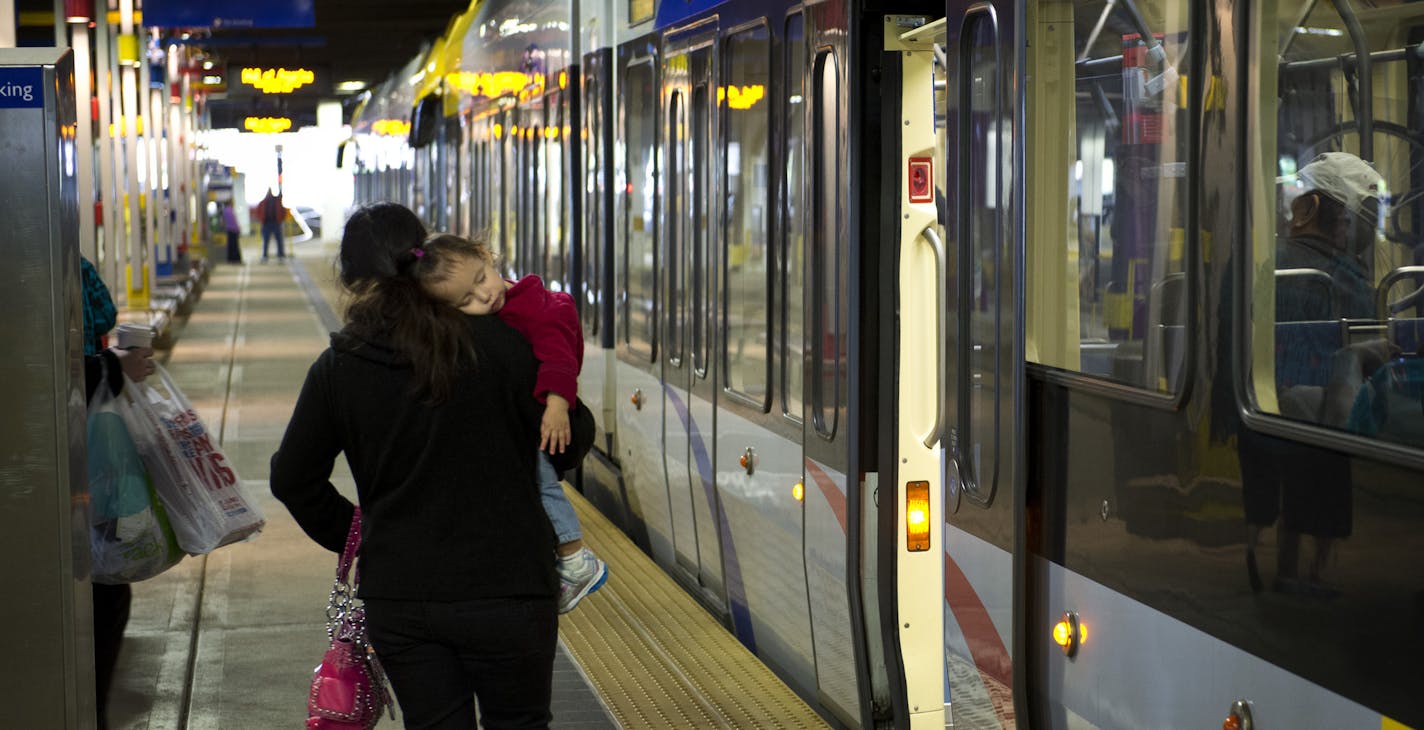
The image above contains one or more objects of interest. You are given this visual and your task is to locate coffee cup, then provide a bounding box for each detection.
[114,323,155,350]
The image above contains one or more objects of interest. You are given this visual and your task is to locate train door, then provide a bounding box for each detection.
[799,0,861,724]
[662,21,728,606]
[582,49,612,453]
[713,17,795,655]
[941,0,1023,727]
[616,44,674,565]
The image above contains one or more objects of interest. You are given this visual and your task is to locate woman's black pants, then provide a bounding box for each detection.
[364,596,557,729]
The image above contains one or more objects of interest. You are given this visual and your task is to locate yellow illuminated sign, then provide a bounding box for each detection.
[244,117,292,134]
[718,84,766,110]
[444,70,546,100]
[372,119,412,137]
[240,67,316,94]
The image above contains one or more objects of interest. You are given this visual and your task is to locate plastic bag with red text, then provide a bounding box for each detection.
[116,364,264,554]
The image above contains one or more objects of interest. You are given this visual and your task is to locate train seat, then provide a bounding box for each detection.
[1274,320,1345,389]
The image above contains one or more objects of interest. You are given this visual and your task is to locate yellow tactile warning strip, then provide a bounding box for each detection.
[558,485,831,730]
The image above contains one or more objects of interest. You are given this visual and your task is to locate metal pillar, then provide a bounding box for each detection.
[0,47,97,730]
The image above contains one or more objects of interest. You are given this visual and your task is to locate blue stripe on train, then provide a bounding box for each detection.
[663,386,757,652]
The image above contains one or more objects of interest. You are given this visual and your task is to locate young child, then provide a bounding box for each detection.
[419,233,608,613]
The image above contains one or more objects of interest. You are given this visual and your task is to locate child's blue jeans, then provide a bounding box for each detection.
[537,450,582,545]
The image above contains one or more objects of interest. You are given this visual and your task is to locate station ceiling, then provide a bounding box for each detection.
[14,0,471,130]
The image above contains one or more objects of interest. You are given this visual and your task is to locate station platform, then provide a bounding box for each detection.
[107,236,829,729]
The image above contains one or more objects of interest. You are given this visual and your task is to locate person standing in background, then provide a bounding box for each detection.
[256,189,286,262]
[222,201,242,263]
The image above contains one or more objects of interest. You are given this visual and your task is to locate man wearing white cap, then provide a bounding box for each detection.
[1278,151,1385,321]
[1243,151,1387,597]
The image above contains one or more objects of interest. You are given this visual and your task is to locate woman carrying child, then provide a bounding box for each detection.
[270,203,578,728]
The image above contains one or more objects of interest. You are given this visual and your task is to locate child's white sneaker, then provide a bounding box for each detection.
[557,547,608,614]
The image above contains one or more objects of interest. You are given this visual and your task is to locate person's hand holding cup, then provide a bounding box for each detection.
[113,323,156,383]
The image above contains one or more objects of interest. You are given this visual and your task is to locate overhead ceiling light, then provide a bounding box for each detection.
[335,80,367,93]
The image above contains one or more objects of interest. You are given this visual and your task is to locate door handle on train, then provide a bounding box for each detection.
[920,224,948,449]
[630,388,644,410]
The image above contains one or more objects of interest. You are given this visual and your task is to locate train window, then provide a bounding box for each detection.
[811,49,842,438]
[447,117,461,234]
[494,116,509,269]
[625,59,658,362]
[692,82,711,377]
[546,92,568,295]
[1025,0,1191,396]
[783,13,806,422]
[502,111,519,274]
[668,90,687,367]
[586,73,605,331]
[723,23,772,407]
[527,119,541,276]
[466,129,475,232]
[474,134,487,231]
[958,8,1006,505]
[1248,2,1424,451]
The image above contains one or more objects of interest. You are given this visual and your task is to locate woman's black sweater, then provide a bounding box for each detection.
[269,315,557,601]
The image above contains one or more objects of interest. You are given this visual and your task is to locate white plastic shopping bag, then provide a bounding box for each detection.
[116,365,265,554]
[87,388,184,583]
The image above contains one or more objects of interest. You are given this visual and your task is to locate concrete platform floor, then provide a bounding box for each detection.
[108,236,614,729]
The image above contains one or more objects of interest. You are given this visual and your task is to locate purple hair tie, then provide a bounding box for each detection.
[411,247,425,258]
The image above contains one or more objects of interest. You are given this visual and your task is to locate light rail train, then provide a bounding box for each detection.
[345,0,1424,727]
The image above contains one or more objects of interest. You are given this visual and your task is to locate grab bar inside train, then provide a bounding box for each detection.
[922,224,947,450]
[1377,266,1424,318]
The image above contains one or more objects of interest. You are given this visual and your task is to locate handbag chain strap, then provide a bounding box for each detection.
[325,507,363,642]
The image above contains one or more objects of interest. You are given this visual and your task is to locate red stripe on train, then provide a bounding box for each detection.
[945,552,1015,728]
[804,459,848,532]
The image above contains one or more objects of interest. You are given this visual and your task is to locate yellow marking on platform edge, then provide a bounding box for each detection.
[1383,717,1414,730]
[558,484,830,729]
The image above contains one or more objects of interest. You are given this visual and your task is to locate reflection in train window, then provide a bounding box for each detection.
[692,82,710,377]
[499,111,516,273]
[545,92,568,298]
[546,92,563,291]
[586,74,604,328]
[811,49,842,438]
[962,8,1003,505]
[723,23,772,407]
[668,90,686,368]
[1250,1,1424,450]
[783,13,806,422]
[503,110,522,274]
[472,132,489,231]
[624,59,658,362]
[527,117,542,277]
[1025,0,1191,395]
[449,117,462,235]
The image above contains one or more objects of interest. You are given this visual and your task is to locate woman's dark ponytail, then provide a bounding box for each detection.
[338,203,477,403]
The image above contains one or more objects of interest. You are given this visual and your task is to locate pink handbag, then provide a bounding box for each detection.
[308,509,394,729]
